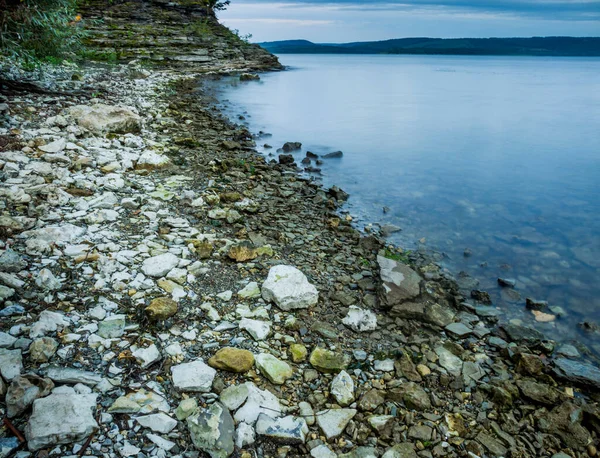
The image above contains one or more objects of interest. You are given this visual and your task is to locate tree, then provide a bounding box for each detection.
[203,0,230,18]
[0,0,82,63]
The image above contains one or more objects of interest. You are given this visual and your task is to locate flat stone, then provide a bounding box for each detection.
[38,138,66,153]
[377,255,422,308]
[25,387,98,451]
[29,310,70,338]
[136,413,177,433]
[136,150,171,170]
[309,347,350,373]
[311,444,337,458]
[255,353,293,384]
[330,370,355,406]
[517,379,560,405]
[141,253,180,278]
[220,382,282,425]
[238,282,261,299]
[239,318,271,341]
[6,374,54,418]
[388,382,431,411]
[108,388,169,414]
[374,359,395,372]
[209,347,255,373]
[98,314,126,338]
[0,331,17,348]
[171,360,216,392]
[0,348,22,381]
[316,408,357,439]
[68,104,141,134]
[445,322,472,337]
[382,444,418,458]
[176,398,198,420]
[553,358,600,389]
[434,346,463,377]
[262,265,318,310]
[256,414,308,444]
[45,366,102,386]
[187,402,234,458]
[342,306,377,332]
[132,344,161,368]
[501,323,543,343]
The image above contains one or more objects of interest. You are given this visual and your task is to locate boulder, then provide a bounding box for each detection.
[68,104,141,134]
[25,387,98,451]
[262,265,318,310]
[377,256,421,308]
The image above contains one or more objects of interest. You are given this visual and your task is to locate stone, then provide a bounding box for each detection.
[475,430,508,457]
[255,353,293,384]
[501,323,543,343]
[238,282,261,299]
[553,358,600,389]
[316,408,357,439]
[227,243,257,262]
[108,389,169,414]
[434,346,463,377]
[68,104,141,134]
[141,253,180,278]
[311,445,337,458]
[235,422,256,448]
[0,249,27,272]
[377,255,422,308]
[136,413,177,433]
[358,389,385,411]
[262,265,319,310]
[388,382,431,411]
[395,352,422,382]
[176,398,198,420]
[282,141,302,152]
[516,353,544,376]
[132,344,161,368]
[289,343,308,362]
[136,150,171,170]
[374,359,395,371]
[0,331,16,348]
[445,322,472,337]
[98,314,126,338]
[330,370,355,406]
[187,402,234,458]
[25,387,98,451]
[309,347,350,373]
[517,379,560,405]
[29,337,58,363]
[146,297,178,320]
[208,347,255,373]
[382,444,418,458]
[342,306,377,332]
[171,360,216,392]
[542,401,591,448]
[30,310,70,338]
[299,401,315,425]
[408,425,433,441]
[45,366,102,386]
[35,268,62,291]
[6,374,54,418]
[256,414,308,444]
[38,138,66,153]
[147,433,176,451]
[220,382,282,425]
[239,318,271,341]
[0,348,22,381]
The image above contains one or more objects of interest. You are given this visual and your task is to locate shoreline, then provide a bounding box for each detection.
[0,53,600,458]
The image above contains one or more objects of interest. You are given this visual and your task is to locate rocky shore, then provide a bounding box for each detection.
[1,14,600,458]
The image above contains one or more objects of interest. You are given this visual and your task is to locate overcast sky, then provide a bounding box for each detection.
[219,0,600,42]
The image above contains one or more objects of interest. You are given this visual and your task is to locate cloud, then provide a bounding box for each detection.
[228,0,600,21]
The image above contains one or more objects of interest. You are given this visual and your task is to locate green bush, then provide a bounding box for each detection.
[0,0,84,64]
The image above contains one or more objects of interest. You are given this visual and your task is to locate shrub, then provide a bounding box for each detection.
[0,0,83,64]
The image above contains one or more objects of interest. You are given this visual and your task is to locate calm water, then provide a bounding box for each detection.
[211,54,600,353]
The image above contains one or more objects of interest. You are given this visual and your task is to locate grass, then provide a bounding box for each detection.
[383,247,412,264]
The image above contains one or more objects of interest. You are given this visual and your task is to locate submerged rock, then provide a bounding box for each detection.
[553,358,600,389]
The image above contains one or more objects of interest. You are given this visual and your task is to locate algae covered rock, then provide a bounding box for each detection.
[309,347,350,373]
[145,297,178,320]
[187,402,234,458]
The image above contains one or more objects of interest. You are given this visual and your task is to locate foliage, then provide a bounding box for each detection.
[383,247,412,264]
[202,0,230,17]
[0,0,84,65]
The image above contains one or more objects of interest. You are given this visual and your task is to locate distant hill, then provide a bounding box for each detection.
[259,37,600,56]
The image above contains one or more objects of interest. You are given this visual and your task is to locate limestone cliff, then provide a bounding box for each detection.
[78,0,282,71]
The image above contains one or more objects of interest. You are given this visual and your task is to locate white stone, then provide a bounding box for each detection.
[311,445,337,458]
[262,265,318,310]
[239,318,271,341]
[220,382,282,425]
[299,401,315,426]
[133,344,160,368]
[136,150,171,170]
[35,268,62,291]
[255,414,309,444]
[136,413,177,433]
[330,371,355,406]
[30,311,70,338]
[88,305,107,321]
[342,306,377,332]
[171,360,216,392]
[0,331,17,348]
[118,441,141,457]
[315,409,357,439]
[147,433,176,451]
[25,388,98,451]
[235,422,256,448]
[216,290,233,301]
[141,253,179,278]
[374,359,395,372]
[68,104,141,135]
[38,138,66,153]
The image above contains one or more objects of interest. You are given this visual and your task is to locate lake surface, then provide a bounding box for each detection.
[210,54,600,353]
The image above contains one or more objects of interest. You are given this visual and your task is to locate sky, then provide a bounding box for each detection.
[219,0,600,42]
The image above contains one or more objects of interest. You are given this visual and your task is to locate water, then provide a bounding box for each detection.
[210,54,600,352]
